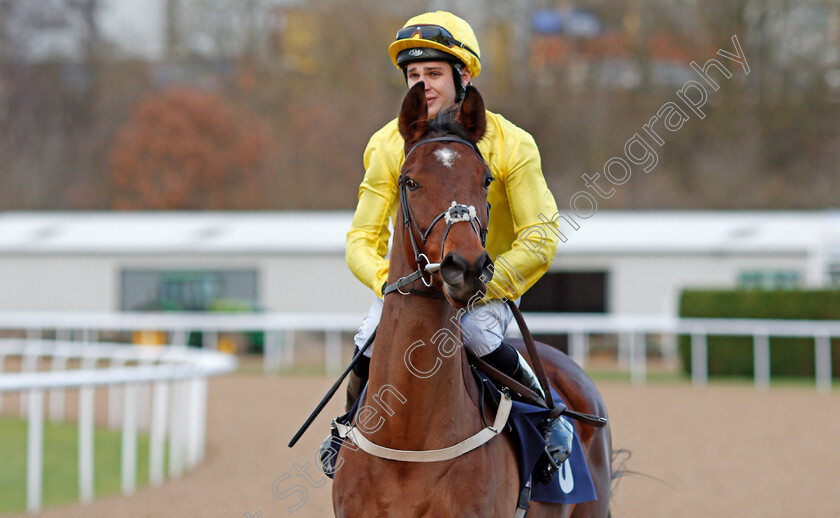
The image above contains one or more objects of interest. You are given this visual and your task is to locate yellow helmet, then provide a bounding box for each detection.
[388,11,482,79]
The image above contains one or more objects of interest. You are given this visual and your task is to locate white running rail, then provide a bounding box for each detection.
[1,311,837,389]
[0,338,236,514]
[506,314,838,392]
[0,312,836,390]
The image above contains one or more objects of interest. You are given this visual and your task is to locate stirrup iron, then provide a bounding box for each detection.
[537,414,574,483]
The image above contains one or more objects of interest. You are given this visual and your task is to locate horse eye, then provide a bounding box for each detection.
[405,178,419,191]
[484,174,494,189]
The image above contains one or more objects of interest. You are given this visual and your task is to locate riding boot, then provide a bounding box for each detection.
[345,347,370,411]
[482,342,545,404]
[344,370,366,412]
[510,349,547,406]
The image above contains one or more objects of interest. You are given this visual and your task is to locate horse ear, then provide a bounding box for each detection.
[457,85,487,143]
[398,82,429,145]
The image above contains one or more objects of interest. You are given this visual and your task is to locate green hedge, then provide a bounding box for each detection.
[678,289,840,378]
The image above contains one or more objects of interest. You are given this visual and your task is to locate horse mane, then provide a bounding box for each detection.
[430,105,474,144]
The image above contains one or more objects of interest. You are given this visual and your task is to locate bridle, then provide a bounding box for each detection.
[384,135,489,297]
[383,135,490,297]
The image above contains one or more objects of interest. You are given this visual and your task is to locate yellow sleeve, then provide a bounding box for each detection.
[345,127,400,298]
[485,129,559,301]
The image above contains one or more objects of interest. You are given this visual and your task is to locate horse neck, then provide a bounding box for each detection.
[365,227,475,449]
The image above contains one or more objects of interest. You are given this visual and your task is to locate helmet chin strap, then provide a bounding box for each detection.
[452,63,466,102]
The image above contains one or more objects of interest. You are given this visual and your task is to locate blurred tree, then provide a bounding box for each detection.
[245,0,414,210]
[0,0,111,209]
[1,0,839,211]
[109,86,271,209]
[166,0,264,60]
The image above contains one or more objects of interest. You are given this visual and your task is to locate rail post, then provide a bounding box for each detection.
[753,330,770,391]
[691,330,708,387]
[26,389,45,514]
[815,331,832,394]
[630,332,646,385]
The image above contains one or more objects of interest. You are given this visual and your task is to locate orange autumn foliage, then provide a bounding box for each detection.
[110,87,270,209]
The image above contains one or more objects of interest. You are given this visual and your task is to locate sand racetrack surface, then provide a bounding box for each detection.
[12,372,840,518]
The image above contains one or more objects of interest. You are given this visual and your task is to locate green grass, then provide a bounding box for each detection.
[0,417,166,514]
[261,361,837,390]
[585,368,690,384]
[584,367,838,390]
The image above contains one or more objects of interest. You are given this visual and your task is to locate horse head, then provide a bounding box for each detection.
[397,81,494,308]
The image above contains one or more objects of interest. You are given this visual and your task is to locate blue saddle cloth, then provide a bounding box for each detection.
[497,378,597,504]
[331,373,596,505]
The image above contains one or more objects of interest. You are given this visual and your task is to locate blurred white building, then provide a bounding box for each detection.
[8,0,304,63]
[1,210,839,316]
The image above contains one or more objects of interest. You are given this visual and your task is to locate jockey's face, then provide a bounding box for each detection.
[405,60,470,119]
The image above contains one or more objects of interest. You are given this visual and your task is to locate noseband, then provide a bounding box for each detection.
[383,136,490,297]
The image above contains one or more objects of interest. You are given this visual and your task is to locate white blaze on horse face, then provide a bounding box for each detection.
[434,147,459,169]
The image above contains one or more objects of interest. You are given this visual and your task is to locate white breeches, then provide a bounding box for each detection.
[353,297,519,358]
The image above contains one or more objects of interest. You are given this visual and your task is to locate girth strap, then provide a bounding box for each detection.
[333,392,513,462]
[514,481,532,518]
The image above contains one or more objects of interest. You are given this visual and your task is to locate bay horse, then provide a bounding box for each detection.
[332,82,612,517]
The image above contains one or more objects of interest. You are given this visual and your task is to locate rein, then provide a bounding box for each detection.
[335,300,607,463]
[383,135,489,297]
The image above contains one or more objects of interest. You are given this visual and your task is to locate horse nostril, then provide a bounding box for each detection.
[440,253,468,286]
[476,252,493,283]
[441,253,493,287]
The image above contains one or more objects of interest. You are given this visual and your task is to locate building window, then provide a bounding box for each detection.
[521,271,608,313]
[518,271,608,350]
[827,265,840,287]
[737,269,801,290]
[121,269,258,312]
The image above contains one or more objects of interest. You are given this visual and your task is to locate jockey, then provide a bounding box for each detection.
[334,11,572,473]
